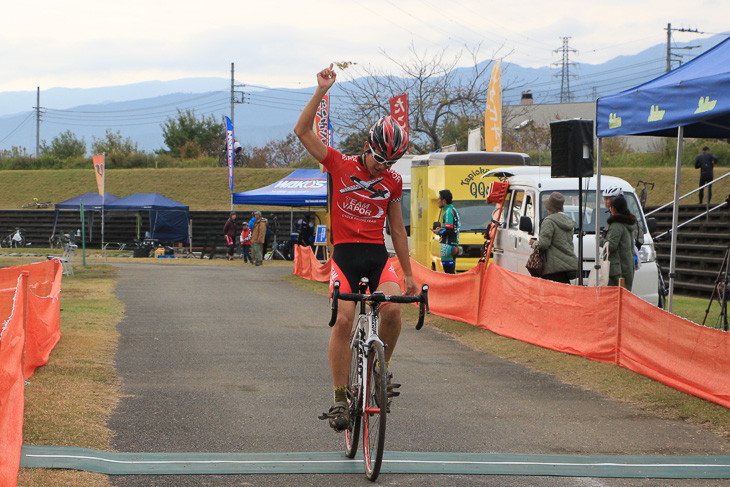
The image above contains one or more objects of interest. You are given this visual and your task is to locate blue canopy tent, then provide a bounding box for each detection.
[231,169,327,207]
[596,37,730,310]
[52,193,120,241]
[105,193,190,243]
[231,169,328,231]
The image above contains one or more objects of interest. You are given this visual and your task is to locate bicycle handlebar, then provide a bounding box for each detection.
[328,280,430,330]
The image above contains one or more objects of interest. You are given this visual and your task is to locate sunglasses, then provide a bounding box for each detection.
[368,148,398,167]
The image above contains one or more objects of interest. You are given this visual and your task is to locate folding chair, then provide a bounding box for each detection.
[56,244,77,276]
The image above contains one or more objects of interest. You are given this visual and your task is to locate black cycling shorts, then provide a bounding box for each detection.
[330,243,400,294]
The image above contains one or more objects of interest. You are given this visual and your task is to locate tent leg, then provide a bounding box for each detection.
[595,138,603,286]
[668,126,684,313]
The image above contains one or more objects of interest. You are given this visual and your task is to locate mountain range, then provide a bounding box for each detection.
[0,35,723,154]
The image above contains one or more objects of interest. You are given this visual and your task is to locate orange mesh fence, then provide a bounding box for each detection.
[478,264,619,364]
[0,261,63,487]
[293,250,730,409]
[390,258,483,325]
[0,276,27,487]
[293,245,331,283]
[618,292,730,409]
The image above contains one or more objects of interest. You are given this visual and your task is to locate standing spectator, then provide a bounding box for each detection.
[695,146,718,205]
[223,212,237,261]
[600,195,636,291]
[251,211,267,266]
[240,221,252,264]
[530,192,578,284]
[432,189,460,273]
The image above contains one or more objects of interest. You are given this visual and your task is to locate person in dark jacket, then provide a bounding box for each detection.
[695,146,718,205]
[223,212,237,261]
[600,195,637,290]
[530,192,578,283]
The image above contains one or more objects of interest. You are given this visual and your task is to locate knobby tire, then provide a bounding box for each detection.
[345,321,365,458]
[363,340,387,481]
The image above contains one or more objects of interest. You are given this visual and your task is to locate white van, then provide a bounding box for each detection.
[489,167,661,306]
[384,155,412,255]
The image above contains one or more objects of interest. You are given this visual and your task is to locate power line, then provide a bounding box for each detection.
[0,111,35,145]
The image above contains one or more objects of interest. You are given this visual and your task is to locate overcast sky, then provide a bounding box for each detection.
[2,0,728,92]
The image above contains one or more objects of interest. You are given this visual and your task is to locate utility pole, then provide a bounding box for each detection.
[553,37,577,103]
[230,63,245,129]
[33,87,42,157]
[665,23,701,72]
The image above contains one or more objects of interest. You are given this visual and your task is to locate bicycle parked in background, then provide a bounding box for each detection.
[1,227,26,248]
[636,179,655,211]
[326,278,429,481]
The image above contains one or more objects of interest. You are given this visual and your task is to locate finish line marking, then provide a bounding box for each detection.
[21,445,730,478]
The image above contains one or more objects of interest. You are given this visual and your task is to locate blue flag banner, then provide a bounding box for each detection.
[225,116,234,192]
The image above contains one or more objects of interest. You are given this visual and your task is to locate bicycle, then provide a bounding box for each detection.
[217,147,244,167]
[1,227,26,248]
[22,198,52,209]
[49,230,74,249]
[636,179,655,211]
[326,278,429,481]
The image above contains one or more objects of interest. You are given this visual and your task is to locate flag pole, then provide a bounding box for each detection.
[102,153,106,262]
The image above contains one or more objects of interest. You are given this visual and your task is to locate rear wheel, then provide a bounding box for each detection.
[362,340,387,481]
[345,324,364,458]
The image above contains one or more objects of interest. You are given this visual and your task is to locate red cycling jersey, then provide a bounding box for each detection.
[321,147,402,245]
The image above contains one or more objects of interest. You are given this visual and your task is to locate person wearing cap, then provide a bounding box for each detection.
[251,211,267,266]
[240,221,252,264]
[223,212,237,261]
[600,195,637,291]
[530,192,578,284]
[695,146,718,205]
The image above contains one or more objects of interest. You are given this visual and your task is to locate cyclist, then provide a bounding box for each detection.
[602,186,623,211]
[294,64,418,432]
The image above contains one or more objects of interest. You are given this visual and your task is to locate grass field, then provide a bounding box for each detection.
[1,166,728,211]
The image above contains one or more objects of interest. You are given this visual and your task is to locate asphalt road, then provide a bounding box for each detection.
[108,262,729,486]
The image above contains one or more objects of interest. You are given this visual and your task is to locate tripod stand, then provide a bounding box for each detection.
[702,247,730,331]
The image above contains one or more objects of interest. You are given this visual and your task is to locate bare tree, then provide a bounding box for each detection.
[337,43,510,154]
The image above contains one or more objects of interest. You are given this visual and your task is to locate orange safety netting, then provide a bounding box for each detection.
[0,260,63,487]
[293,246,730,409]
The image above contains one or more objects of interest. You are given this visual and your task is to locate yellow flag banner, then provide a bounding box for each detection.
[92,154,105,196]
[484,60,502,152]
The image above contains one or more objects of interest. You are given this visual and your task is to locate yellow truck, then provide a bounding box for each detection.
[410,151,531,272]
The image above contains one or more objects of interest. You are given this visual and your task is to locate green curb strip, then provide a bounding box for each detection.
[21,445,730,478]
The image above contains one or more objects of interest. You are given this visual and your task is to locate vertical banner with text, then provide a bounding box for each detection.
[92,154,105,196]
[484,60,502,152]
[225,116,235,193]
[389,94,409,140]
[314,95,330,147]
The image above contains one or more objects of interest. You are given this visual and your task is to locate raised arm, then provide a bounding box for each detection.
[294,64,337,163]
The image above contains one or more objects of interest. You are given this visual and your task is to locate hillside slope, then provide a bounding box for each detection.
[1,166,727,211]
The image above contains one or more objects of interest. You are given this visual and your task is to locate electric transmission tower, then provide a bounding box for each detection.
[553,37,578,103]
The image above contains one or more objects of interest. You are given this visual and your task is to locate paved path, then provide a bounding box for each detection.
[108,262,730,486]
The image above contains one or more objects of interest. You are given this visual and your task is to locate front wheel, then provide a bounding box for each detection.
[345,325,364,458]
[363,340,387,481]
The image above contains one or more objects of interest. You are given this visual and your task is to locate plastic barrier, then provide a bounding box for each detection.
[293,249,730,409]
[0,260,63,487]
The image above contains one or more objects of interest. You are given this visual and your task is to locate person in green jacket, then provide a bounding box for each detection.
[530,192,578,283]
[600,195,636,291]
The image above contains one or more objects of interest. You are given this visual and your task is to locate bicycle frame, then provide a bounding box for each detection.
[349,295,386,417]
